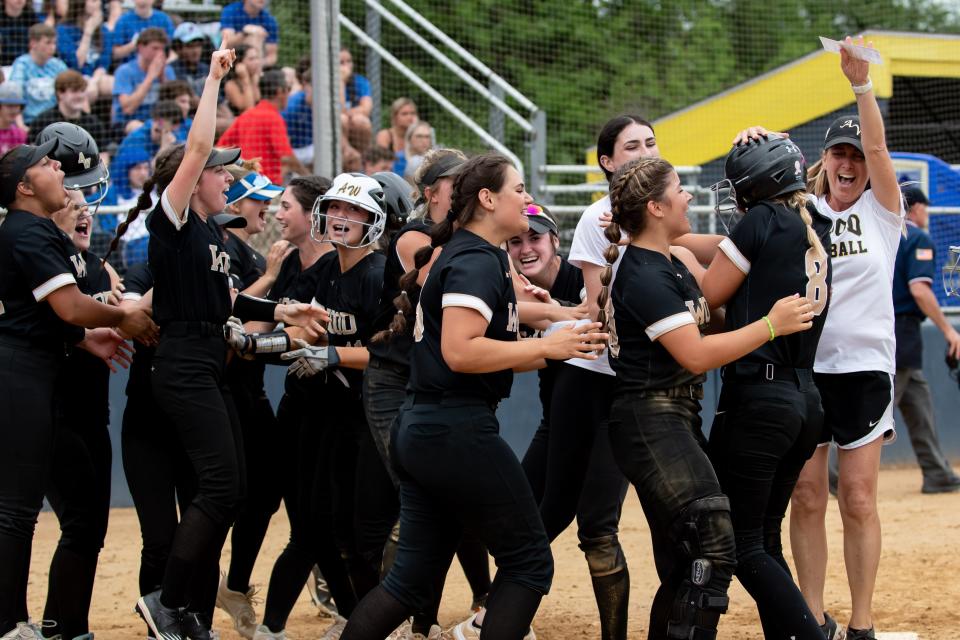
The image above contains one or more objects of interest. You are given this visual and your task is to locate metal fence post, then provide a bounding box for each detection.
[366,5,382,132]
[528,109,547,203]
[489,81,504,144]
[313,0,342,177]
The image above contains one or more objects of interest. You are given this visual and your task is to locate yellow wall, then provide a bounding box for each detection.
[654,32,960,167]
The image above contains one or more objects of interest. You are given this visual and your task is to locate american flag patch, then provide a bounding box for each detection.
[916,248,933,261]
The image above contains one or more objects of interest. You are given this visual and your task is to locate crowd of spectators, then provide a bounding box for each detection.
[0,0,437,272]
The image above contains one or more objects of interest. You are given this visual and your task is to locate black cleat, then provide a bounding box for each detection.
[845,627,875,640]
[135,591,183,640]
[820,612,844,640]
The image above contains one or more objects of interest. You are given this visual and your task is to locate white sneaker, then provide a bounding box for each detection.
[251,625,289,640]
[319,616,347,640]
[1,622,55,640]
[215,574,260,639]
[450,615,481,640]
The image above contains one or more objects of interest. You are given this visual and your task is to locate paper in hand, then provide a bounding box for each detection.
[819,36,883,65]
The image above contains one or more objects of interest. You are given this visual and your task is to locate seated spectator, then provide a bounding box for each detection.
[223,42,261,114]
[374,96,417,177]
[339,46,371,152]
[112,98,185,195]
[170,21,208,97]
[282,55,311,163]
[9,23,67,123]
[403,119,434,182]
[56,0,110,100]
[111,26,174,132]
[363,145,394,175]
[218,68,307,183]
[0,82,26,153]
[109,0,173,66]
[97,142,150,241]
[219,0,278,67]
[0,0,39,67]
[159,78,194,119]
[28,69,106,146]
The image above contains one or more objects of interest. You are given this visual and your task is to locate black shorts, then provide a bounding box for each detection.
[814,371,895,449]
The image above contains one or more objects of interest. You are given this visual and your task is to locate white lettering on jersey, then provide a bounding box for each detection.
[413,301,424,342]
[209,245,231,274]
[92,291,111,304]
[328,310,358,335]
[684,296,710,326]
[69,254,87,279]
[805,251,829,314]
[506,301,520,334]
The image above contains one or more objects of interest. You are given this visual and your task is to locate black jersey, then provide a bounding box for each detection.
[721,201,832,368]
[122,262,155,397]
[60,250,113,425]
[367,219,432,367]
[225,232,266,291]
[609,246,709,393]
[147,193,233,325]
[0,210,86,347]
[269,248,326,305]
[409,229,520,403]
[310,250,385,389]
[518,257,585,423]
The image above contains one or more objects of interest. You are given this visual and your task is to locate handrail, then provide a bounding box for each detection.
[384,0,538,114]
[339,15,524,174]
[364,0,533,134]
[540,164,703,175]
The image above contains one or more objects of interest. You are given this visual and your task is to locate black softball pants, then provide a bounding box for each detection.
[224,359,284,594]
[43,405,112,640]
[608,393,736,640]
[0,339,60,635]
[151,333,246,610]
[708,366,824,639]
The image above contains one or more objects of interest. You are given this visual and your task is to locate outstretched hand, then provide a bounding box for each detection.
[840,35,871,86]
[209,39,237,81]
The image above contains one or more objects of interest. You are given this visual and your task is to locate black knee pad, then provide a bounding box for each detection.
[579,534,627,578]
[666,495,736,640]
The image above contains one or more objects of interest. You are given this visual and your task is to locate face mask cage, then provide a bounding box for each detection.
[310,199,385,248]
[943,246,960,299]
[711,178,742,234]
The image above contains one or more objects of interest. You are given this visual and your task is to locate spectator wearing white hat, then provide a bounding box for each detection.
[0,82,26,153]
[171,22,210,98]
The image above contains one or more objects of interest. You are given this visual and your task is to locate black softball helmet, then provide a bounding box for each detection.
[371,170,415,230]
[712,134,806,232]
[36,122,110,205]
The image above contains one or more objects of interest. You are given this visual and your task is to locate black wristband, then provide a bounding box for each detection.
[233,293,278,322]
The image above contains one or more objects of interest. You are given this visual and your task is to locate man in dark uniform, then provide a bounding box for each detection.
[892,186,960,493]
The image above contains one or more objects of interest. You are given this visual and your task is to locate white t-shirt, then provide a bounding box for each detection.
[813,189,905,375]
[566,194,624,376]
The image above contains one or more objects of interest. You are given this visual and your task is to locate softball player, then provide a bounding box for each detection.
[0,140,154,639]
[339,152,607,640]
[699,135,832,639]
[787,38,904,640]
[600,156,816,640]
[104,43,323,640]
[250,173,391,640]
[41,127,127,640]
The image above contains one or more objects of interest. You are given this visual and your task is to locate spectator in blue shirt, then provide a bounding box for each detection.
[56,0,111,100]
[111,26,174,132]
[111,99,186,197]
[170,21,209,98]
[0,0,39,67]
[109,0,174,66]
[282,57,312,163]
[892,186,960,494]
[220,0,278,66]
[9,23,68,123]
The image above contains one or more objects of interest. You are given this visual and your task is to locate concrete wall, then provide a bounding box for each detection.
[104,322,960,506]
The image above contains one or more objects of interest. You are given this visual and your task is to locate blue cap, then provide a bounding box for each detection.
[225,172,283,205]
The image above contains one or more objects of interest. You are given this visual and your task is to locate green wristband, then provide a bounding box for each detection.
[762,316,776,342]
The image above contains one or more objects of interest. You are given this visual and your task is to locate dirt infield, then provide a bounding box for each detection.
[26,466,959,639]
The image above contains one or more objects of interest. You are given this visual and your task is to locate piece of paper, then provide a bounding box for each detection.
[819,36,884,65]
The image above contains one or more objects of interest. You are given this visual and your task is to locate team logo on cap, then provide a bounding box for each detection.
[839,120,860,135]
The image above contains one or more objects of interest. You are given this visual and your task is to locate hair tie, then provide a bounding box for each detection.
[445,208,457,222]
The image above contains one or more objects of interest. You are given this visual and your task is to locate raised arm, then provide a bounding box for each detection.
[164,42,237,220]
[841,36,899,213]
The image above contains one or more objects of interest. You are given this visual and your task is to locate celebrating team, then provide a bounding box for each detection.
[0,34,909,640]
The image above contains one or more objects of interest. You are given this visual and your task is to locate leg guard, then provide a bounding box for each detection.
[666,496,736,640]
[581,535,629,640]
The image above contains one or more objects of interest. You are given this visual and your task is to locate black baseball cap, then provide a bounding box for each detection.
[213,212,247,228]
[902,185,929,209]
[417,154,463,191]
[823,115,862,153]
[206,147,242,169]
[0,139,59,207]
[525,203,559,235]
